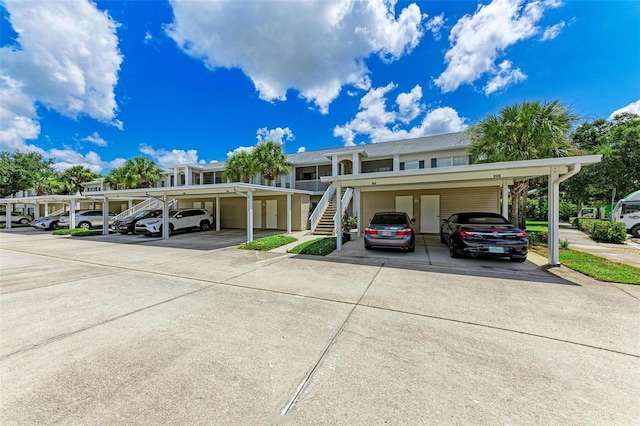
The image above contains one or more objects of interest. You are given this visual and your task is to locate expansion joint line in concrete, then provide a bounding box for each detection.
[279,262,386,417]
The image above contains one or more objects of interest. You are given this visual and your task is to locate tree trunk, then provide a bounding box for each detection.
[520,180,529,229]
[511,188,520,226]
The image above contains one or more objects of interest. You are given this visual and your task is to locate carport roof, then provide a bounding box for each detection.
[320,155,602,189]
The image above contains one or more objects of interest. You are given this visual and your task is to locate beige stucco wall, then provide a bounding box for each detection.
[361,186,500,233]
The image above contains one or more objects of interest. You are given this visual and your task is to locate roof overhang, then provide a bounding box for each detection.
[321,155,602,190]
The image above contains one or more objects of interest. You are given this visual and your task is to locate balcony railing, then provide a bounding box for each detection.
[294,179,330,192]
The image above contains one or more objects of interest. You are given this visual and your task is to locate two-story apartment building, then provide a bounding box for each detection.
[1,131,600,264]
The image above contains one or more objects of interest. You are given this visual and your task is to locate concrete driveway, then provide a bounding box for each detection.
[1,228,639,424]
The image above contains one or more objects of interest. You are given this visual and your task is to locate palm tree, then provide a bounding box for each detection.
[468,100,577,227]
[122,157,162,188]
[252,140,290,186]
[224,151,256,183]
[104,166,130,190]
[60,165,99,195]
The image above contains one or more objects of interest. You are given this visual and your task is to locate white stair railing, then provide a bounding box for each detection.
[332,187,354,222]
[113,198,176,221]
[309,185,336,231]
[47,207,66,217]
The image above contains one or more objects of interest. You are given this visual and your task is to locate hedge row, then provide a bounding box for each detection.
[574,219,627,243]
[527,230,548,246]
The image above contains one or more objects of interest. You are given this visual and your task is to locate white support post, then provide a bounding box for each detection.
[502,182,509,218]
[6,207,11,229]
[44,202,49,215]
[336,182,342,251]
[128,200,133,209]
[354,188,361,237]
[332,155,339,176]
[199,171,204,185]
[216,195,221,231]
[173,169,179,187]
[247,190,254,243]
[548,167,560,265]
[70,200,76,229]
[393,154,400,171]
[287,193,291,234]
[102,196,109,235]
[162,193,169,239]
[34,203,40,219]
[352,152,360,175]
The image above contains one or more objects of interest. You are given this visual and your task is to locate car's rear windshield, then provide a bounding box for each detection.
[371,214,408,225]
[458,214,509,224]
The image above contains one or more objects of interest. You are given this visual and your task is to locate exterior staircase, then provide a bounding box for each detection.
[312,189,348,236]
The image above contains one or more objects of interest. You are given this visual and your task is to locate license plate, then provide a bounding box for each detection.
[488,247,505,253]
[381,231,395,237]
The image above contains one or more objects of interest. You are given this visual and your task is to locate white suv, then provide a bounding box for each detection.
[58,210,116,229]
[134,208,213,236]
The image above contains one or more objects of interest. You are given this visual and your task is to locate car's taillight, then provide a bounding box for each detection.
[459,229,472,237]
[515,231,527,238]
[396,229,411,236]
[365,228,377,235]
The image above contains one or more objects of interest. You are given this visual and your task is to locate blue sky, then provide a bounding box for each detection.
[1,0,639,173]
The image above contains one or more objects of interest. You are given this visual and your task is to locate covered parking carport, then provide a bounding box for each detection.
[0,194,96,230]
[91,183,312,243]
[323,155,601,266]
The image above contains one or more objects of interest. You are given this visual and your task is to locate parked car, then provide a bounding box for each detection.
[58,210,116,229]
[32,214,62,230]
[440,212,528,262]
[134,208,213,236]
[364,211,416,252]
[0,211,32,225]
[111,209,162,234]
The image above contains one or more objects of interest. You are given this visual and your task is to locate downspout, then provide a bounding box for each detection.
[548,164,581,266]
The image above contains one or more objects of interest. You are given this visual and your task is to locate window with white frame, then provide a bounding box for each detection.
[430,155,469,168]
[399,160,425,170]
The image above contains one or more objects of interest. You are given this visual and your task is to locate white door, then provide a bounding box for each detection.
[420,195,440,233]
[252,200,262,228]
[395,195,413,218]
[266,200,277,229]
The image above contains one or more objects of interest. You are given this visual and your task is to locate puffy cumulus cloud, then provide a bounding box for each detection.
[435,0,560,93]
[609,100,640,120]
[256,127,295,145]
[541,21,565,41]
[297,147,306,153]
[0,0,123,150]
[226,146,255,158]
[139,144,200,167]
[82,132,108,147]
[334,83,467,146]
[483,60,527,94]
[166,0,426,113]
[47,148,125,174]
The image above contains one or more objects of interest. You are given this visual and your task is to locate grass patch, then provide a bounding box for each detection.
[288,237,336,256]
[533,247,640,284]
[238,235,297,251]
[52,228,103,237]
[526,221,548,232]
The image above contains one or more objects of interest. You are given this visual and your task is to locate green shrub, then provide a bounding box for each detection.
[52,228,103,237]
[527,230,548,246]
[288,237,337,256]
[575,219,626,243]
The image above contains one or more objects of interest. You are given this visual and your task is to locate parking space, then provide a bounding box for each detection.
[332,233,541,273]
[1,229,639,424]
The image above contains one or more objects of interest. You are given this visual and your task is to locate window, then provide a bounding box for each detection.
[399,160,425,171]
[623,202,640,214]
[431,155,469,168]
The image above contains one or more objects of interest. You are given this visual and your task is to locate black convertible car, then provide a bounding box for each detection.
[440,212,528,262]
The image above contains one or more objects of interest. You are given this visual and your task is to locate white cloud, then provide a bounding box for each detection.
[425,13,445,40]
[483,60,527,94]
[0,0,123,151]
[256,127,295,145]
[47,148,124,174]
[334,83,467,146]
[139,144,200,167]
[82,132,107,147]
[226,146,255,158]
[297,147,306,153]
[166,0,426,114]
[609,100,640,120]
[541,21,565,40]
[434,0,560,93]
